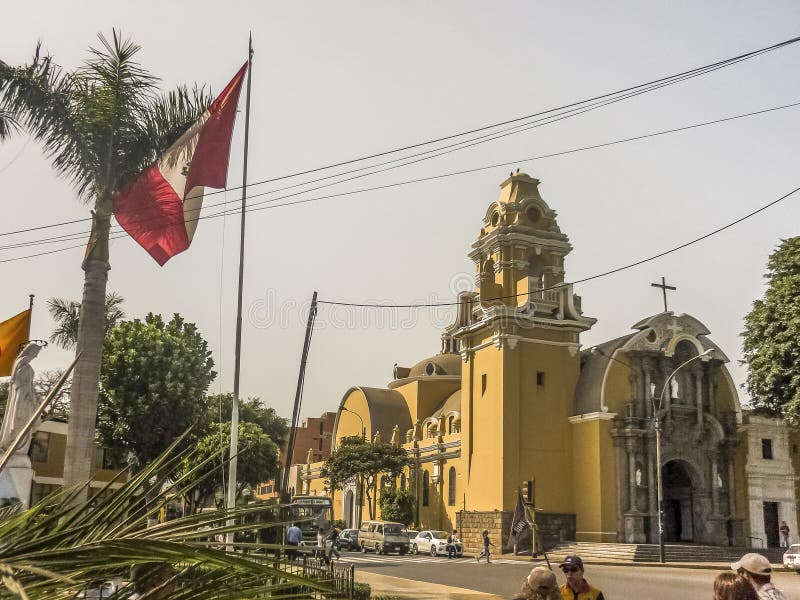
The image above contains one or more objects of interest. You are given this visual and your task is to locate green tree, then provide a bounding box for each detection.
[182,421,279,514]
[98,313,216,467]
[742,237,800,424]
[321,436,409,520]
[0,34,212,492]
[207,393,288,447]
[379,487,416,525]
[46,292,125,350]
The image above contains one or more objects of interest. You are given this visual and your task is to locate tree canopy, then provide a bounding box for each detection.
[742,237,800,424]
[379,487,416,526]
[181,421,279,514]
[206,393,288,448]
[97,313,216,466]
[321,436,409,520]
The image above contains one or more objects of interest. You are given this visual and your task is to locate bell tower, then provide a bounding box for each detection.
[448,173,595,515]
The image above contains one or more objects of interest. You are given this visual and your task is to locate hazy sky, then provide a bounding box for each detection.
[2,2,799,421]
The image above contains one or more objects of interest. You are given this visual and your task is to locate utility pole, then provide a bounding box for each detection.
[282,292,319,496]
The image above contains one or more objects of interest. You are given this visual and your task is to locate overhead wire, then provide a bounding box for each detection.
[315,184,800,308]
[1,98,799,259]
[1,33,798,242]
[1,100,798,264]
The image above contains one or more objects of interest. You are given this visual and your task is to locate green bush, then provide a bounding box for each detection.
[353,582,371,600]
[378,488,415,525]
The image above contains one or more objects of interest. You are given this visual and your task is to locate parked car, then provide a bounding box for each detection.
[410,530,463,557]
[783,544,800,572]
[404,529,419,541]
[358,520,410,555]
[335,528,359,551]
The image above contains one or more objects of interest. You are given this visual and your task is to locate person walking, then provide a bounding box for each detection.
[477,529,494,563]
[732,553,787,600]
[326,527,341,564]
[779,521,790,548]
[558,555,605,600]
[713,572,757,600]
[285,523,302,562]
[447,529,458,559]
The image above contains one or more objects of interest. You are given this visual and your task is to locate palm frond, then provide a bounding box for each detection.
[0,431,333,599]
[46,297,80,350]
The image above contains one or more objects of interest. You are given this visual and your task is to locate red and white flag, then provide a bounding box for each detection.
[113,63,247,266]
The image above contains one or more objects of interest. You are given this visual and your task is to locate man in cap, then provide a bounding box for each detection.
[732,552,786,600]
[558,555,605,600]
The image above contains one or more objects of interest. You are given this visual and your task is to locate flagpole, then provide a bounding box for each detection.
[226,34,254,546]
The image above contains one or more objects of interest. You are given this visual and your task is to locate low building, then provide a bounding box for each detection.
[255,411,336,500]
[27,419,125,505]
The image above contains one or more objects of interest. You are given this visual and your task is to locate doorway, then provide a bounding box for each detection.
[763,502,779,547]
[662,460,694,542]
[343,490,354,528]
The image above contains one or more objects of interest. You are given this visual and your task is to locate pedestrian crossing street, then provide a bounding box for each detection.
[336,552,523,566]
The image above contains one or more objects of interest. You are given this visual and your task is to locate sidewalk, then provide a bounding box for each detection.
[496,553,794,572]
[355,570,505,600]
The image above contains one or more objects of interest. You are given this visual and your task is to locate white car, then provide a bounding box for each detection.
[410,530,463,557]
[783,544,800,572]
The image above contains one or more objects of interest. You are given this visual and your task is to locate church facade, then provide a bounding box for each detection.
[303,173,799,550]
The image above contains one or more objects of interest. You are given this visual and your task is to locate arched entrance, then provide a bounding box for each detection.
[662,460,694,542]
[343,490,354,528]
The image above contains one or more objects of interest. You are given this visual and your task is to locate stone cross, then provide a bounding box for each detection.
[651,277,676,313]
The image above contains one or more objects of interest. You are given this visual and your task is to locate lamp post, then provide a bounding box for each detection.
[653,347,713,563]
[341,406,366,440]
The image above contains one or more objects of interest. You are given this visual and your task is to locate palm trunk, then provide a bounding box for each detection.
[63,208,111,498]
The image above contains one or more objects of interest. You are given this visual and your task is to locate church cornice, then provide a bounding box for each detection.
[469,230,571,261]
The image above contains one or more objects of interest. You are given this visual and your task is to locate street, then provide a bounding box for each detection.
[336,550,800,598]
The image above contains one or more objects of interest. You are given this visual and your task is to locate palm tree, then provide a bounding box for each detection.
[47,292,125,351]
[0,33,212,496]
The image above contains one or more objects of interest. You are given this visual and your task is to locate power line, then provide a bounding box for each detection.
[316,184,800,308]
[1,100,798,262]
[0,102,800,262]
[2,33,798,242]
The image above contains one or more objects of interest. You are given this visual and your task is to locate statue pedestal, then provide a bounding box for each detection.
[0,453,33,509]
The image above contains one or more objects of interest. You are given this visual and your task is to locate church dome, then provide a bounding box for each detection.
[408,352,462,377]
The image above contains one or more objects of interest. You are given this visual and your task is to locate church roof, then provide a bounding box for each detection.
[573,334,633,415]
[343,386,413,441]
[432,389,461,417]
[407,352,462,378]
[573,312,732,415]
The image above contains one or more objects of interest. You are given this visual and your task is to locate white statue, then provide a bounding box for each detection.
[670,377,680,399]
[0,342,41,455]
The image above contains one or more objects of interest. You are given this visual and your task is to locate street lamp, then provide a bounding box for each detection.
[340,406,366,440]
[653,347,713,563]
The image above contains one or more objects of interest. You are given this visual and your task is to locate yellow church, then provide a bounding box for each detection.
[302,173,799,552]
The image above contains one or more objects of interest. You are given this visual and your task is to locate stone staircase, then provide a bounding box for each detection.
[543,541,785,564]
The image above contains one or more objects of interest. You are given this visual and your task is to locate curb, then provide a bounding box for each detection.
[470,554,795,573]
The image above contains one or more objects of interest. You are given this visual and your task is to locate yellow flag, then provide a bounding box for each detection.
[0,309,31,376]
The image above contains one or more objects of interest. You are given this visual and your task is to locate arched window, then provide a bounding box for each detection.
[448,466,456,506]
[422,471,429,506]
[447,416,454,434]
[400,473,407,491]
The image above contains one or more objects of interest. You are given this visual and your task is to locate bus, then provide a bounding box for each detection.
[283,495,334,544]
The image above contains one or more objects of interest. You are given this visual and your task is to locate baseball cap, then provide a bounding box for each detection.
[731,553,772,575]
[559,555,584,571]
